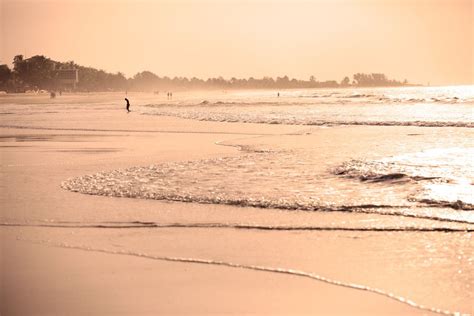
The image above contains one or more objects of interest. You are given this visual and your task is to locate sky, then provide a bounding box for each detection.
[1,0,472,85]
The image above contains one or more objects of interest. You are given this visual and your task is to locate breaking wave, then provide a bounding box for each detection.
[139,86,474,127]
[333,149,474,211]
[61,149,474,224]
[140,105,473,128]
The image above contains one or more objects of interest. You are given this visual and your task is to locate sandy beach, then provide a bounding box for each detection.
[1,92,473,315]
[2,0,472,313]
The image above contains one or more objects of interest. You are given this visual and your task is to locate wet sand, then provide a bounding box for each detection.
[1,94,472,315]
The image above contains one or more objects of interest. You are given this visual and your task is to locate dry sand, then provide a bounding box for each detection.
[1,95,472,315]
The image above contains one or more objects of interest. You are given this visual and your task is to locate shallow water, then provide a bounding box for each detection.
[62,86,474,224]
[139,86,474,127]
[62,133,474,224]
[2,86,474,314]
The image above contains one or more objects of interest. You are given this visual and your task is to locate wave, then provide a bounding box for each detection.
[377,97,467,104]
[144,101,299,108]
[18,238,460,315]
[61,175,401,212]
[140,110,474,128]
[316,121,472,128]
[333,161,440,183]
[298,93,372,99]
[298,93,471,104]
[342,93,377,98]
[60,144,474,224]
[333,158,474,211]
[61,176,473,224]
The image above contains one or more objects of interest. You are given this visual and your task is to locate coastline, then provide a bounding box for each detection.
[1,94,472,315]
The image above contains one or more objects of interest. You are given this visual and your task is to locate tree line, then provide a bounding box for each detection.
[0,55,411,93]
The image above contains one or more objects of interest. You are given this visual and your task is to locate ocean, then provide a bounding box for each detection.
[62,86,474,224]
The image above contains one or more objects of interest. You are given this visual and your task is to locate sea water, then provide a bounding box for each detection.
[2,85,474,314]
[62,86,474,224]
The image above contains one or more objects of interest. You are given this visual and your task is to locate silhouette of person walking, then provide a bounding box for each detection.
[125,98,131,113]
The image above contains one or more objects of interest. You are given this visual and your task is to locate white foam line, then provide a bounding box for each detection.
[19,238,462,316]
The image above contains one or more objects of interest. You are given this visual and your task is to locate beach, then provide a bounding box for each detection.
[1,89,473,315]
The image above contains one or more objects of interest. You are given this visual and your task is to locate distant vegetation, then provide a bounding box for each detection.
[0,55,412,93]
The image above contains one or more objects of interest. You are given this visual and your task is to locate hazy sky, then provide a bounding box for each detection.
[1,0,472,85]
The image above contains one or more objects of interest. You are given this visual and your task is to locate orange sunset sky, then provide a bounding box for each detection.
[1,0,472,85]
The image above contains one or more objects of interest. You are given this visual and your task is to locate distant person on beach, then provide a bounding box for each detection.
[125,98,130,112]
[277,92,280,97]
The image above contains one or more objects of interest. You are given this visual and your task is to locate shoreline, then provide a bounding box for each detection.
[1,97,472,315]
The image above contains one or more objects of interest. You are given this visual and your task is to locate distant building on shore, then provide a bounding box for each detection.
[56,69,79,90]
